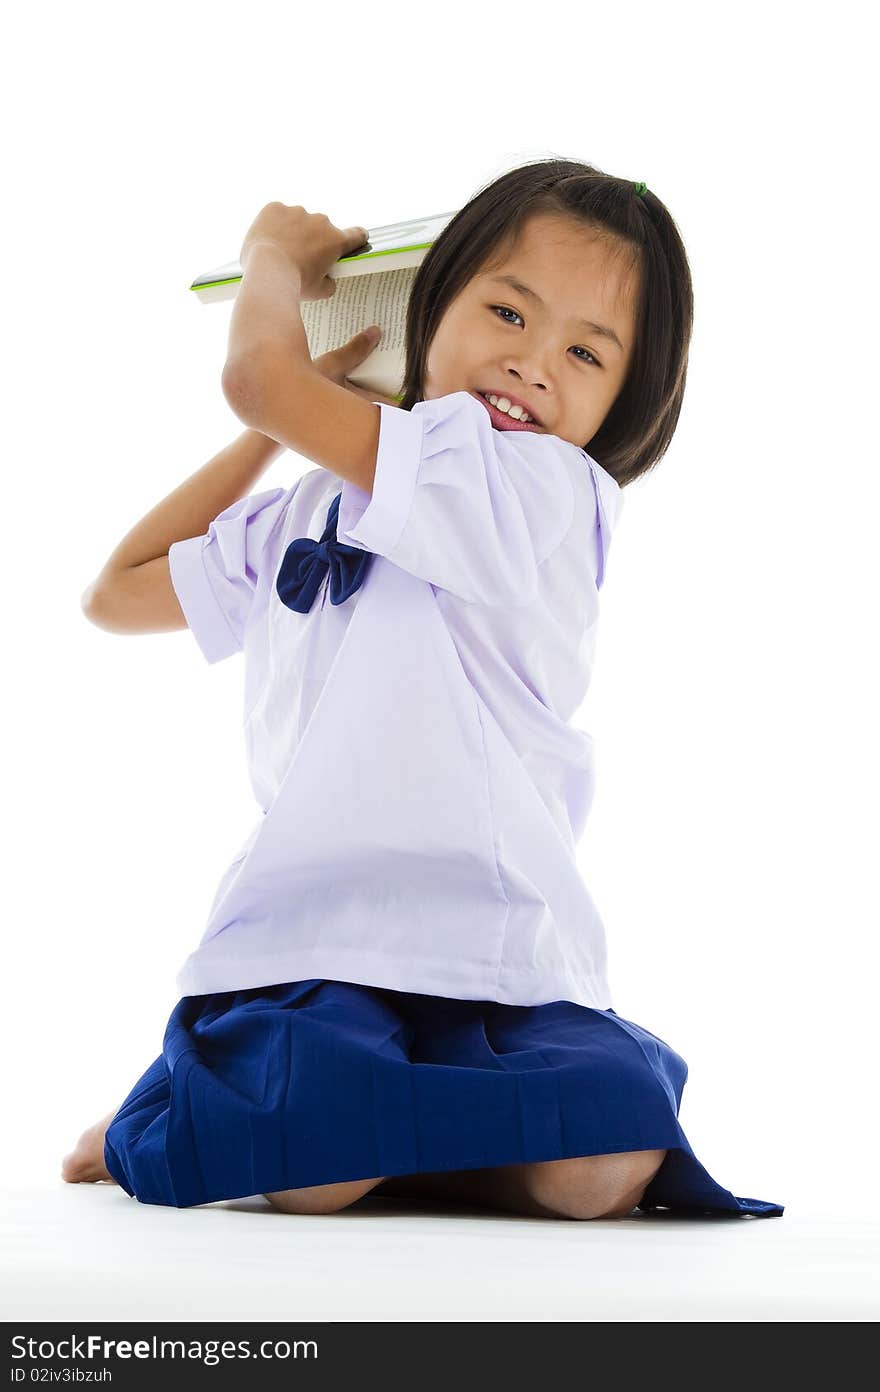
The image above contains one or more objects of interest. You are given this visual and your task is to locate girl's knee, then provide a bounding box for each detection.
[524,1149,668,1221]
[264,1175,386,1215]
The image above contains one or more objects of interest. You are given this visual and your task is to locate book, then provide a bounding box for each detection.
[190,211,457,401]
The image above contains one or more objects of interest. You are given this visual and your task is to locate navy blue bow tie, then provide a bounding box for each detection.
[276,491,374,614]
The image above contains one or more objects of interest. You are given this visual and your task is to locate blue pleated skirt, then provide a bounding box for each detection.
[103,979,783,1217]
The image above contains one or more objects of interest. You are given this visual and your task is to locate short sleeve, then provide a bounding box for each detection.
[335,391,579,607]
[168,484,293,664]
[585,452,624,590]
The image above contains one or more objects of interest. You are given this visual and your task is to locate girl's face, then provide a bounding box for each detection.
[423,212,639,448]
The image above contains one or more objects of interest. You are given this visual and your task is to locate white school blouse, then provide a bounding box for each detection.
[168,390,624,1009]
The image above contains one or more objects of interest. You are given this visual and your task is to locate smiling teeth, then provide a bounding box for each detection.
[484,393,533,423]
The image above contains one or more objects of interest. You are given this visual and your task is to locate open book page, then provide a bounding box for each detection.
[300,267,418,398]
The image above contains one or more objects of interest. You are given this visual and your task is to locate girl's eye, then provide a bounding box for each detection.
[489,306,601,367]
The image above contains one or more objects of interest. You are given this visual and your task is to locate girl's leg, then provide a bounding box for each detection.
[63,1114,666,1218]
[374,1148,668,1220]
[61,1110,119,1184]
[517,1149,669,1219]
[264,1176,388,1214]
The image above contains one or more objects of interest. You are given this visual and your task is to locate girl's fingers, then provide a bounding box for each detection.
[312,326,380,383]
[344,225,370,249]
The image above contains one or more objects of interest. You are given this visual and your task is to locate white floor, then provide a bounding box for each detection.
[3,1183,877,1322]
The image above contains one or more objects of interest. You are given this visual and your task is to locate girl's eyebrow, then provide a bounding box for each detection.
[488,273,625,354]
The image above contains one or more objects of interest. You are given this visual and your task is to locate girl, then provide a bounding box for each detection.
[64,158,783,1220]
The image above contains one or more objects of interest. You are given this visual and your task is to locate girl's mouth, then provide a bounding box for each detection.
[471,391,544,433]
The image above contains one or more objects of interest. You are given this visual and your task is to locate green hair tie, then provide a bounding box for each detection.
[633,181,648,196]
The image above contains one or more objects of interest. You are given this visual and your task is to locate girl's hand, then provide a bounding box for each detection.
[312,327,400,406]
[239,202,369,301]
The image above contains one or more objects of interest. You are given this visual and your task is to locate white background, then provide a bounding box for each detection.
[4,0,877,1225]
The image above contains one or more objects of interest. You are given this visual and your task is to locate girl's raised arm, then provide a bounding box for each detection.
[82,428,284,635]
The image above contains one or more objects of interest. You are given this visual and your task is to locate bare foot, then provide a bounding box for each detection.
[61,1111,119,1184]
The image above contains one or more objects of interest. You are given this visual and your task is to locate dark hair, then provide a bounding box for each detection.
[399,158,694,487]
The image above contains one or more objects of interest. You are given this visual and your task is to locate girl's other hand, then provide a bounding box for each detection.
[313,327,400,406]
[239,203,369,301]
